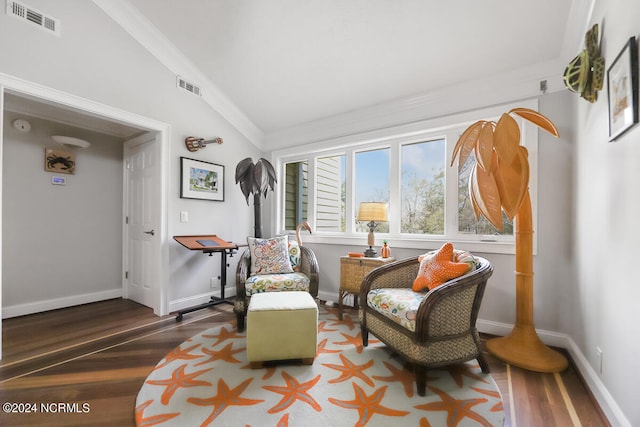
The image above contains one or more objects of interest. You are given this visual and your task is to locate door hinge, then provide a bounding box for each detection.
[125,216,129,224]
[125,271,128,279]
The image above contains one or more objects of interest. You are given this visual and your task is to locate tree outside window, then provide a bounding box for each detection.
[400,139,445,234]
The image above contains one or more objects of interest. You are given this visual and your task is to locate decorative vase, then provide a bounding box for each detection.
[381,241,391,258]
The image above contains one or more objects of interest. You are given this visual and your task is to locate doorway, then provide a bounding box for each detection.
[0,77,170,359]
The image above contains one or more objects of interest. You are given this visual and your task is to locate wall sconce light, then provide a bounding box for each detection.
[357,202,388,257]
[185,136,223,152]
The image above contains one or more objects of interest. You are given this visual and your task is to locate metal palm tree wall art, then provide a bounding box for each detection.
[235,157,277,238]
[451,107,568,373]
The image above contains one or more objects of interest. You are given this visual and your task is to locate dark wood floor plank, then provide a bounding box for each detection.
[0,299,610,427]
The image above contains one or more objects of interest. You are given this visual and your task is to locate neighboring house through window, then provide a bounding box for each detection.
[274,100,538,254]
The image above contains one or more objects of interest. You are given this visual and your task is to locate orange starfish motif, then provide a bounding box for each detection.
[187,378,264,425]
[134,399,180,426]
[373,360,416,397]
[276,413,289,427]
[446,364,488,387]
[323,353,375,386]
[412,242,470,291]
[329,383,409,426]
[262,371,322,413]
[334,331,365,354]
[317,320,339,333]
[195,342,244,366]
[146,363,212,405]
[472,386,503,412]
[202,326,244,347]
[333,313,357,330]
[154,343,202,370]
[414,386,491,427]
[316,337,342,355]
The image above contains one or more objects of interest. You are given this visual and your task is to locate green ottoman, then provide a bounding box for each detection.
[247,291,318,368]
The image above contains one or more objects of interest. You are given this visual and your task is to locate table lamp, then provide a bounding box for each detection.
[357,202,388,257]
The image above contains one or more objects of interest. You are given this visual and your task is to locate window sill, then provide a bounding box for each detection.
[285,233,517,255]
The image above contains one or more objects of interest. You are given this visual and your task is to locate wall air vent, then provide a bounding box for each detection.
[6,1,60,35]
[177,76,202,97]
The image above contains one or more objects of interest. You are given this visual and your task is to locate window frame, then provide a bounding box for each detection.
[271,100,539,255]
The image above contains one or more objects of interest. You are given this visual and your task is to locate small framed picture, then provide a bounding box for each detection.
[607,36,638,140]
[45,148,76,174]
[180,157,224,201]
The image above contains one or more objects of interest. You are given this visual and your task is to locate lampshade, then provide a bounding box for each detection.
[357,202,388,222]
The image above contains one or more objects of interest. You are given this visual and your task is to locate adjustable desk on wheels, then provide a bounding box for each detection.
[173,235,239,321]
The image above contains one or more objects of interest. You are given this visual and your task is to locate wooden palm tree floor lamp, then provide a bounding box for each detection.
[451,108,567,372]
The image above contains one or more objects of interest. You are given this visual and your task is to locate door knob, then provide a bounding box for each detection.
[144,229,155,236]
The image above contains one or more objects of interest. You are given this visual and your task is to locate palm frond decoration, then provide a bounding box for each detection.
[235,157,277,237]
[451,107,568,373]
[451,108,558,230]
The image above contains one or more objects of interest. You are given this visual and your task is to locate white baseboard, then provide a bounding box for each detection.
[169,287,237,314]
[564,337,632,427]
[2,288,123,319]
[477,318,631,427]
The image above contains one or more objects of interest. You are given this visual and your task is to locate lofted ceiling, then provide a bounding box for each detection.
[4,1,590,145]
[125,0,586,136]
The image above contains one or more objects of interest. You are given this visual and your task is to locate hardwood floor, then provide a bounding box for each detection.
[0,299,609,426]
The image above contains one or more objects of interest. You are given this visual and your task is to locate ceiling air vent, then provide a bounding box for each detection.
[6,1,60,35]
[177,76,202,97]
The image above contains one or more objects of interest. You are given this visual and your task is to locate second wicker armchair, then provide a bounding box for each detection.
[359,255,493,396]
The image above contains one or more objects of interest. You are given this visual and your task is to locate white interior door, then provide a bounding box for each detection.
[124,133,160,311]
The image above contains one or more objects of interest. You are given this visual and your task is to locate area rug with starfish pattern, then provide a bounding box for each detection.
[136,305,504,426]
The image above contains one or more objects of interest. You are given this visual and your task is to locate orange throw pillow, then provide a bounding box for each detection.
[412,242,471,292]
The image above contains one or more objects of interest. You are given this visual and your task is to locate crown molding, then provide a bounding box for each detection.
[264,58,566,151]
[92,0,264,148]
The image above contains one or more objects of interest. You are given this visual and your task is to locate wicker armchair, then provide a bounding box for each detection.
[234,245,319,332]
[359,255,493,396]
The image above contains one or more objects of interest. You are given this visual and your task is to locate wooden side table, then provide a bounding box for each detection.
[338,256,395,319]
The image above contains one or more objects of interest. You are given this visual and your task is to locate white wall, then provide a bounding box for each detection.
[570,0,640,425]
[2,112,124,315]
[281,90,576,333]
[0,1,261,315]
[1,0,637,424]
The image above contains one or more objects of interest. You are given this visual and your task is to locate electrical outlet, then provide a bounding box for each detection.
[596,347,603,374]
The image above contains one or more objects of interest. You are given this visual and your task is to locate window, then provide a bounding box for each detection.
[316,155,345,232]
[400,139,445,234]
[355,148,389,233]
[274,100,538,253]
[284,161,308,230]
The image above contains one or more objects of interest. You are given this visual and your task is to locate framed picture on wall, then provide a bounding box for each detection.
[180,157,225,201]
[607,36,638,141]
[45,148,76,174]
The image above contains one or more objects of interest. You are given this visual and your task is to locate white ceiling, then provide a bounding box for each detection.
[126,0,584,135]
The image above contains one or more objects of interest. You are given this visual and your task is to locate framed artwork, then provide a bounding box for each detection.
[180,157,224,201]
[45,148,76,174]
[607,36,638,140]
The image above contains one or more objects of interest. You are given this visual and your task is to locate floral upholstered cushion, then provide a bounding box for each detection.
[366,288,425,332]
[248,236,294,275]
[245,273,311,296]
